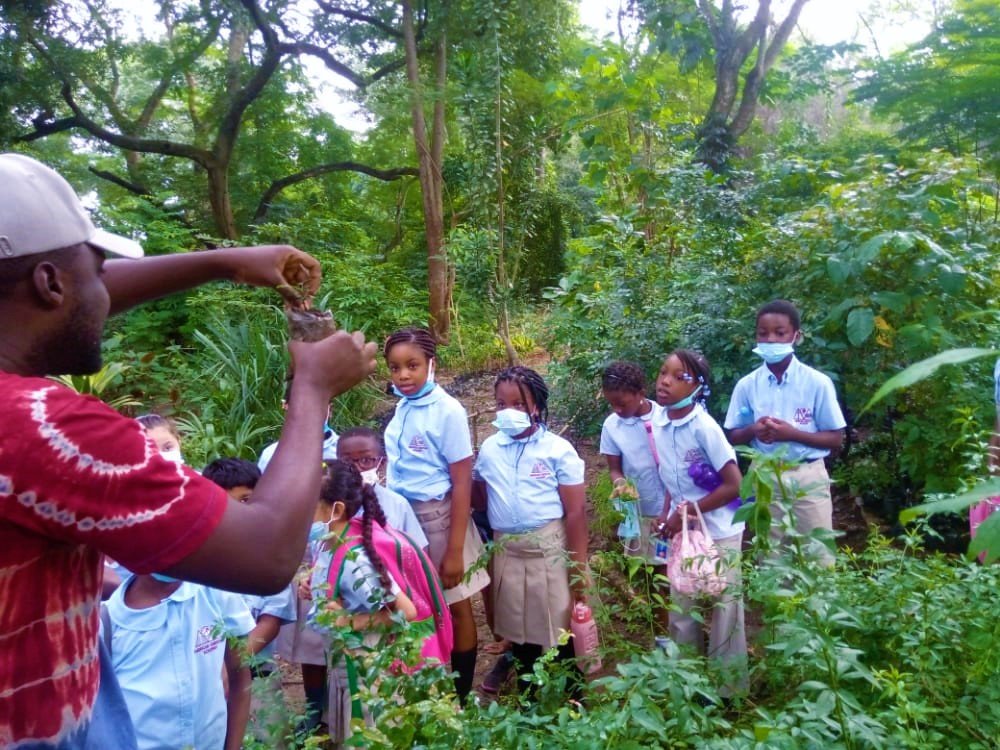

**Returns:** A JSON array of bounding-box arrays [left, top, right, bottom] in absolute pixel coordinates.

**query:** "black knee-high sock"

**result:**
[[302, 686, 325, 730], [451, 647, 478, 703]]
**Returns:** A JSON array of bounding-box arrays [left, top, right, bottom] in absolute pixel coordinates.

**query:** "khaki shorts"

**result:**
[[761, 458, 835, 565]]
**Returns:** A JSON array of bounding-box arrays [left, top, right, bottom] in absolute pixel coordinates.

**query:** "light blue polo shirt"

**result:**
[[309, 546, 401, 626], [257, 428, 339, 472], [105, 582, 255, 750], [373, 484, 429, 548], [993, 358, 1000, 408], [653, 404, 743, 540], [474, 427, 585, 534], [600, 402, 668, 517], [385, 386, 472, 502], [724, 356, 846, 462], [242, 585, 297, 666]]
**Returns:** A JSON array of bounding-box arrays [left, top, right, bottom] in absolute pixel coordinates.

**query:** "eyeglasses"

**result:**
[[346, 456, 382, 470]]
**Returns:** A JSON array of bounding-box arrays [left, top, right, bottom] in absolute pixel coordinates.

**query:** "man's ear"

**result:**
[[794, 329, 804, 346], [30, 261, 66, 308]]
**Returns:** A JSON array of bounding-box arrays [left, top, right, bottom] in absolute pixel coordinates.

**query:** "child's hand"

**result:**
[[439, 548, 464, 589], [297, 577, 312, 601], [664, 508, 685, 536], [760, 416, 795, 443]]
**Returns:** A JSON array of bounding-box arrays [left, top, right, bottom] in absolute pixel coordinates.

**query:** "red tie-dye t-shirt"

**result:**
[[0, 375, 228, 748]]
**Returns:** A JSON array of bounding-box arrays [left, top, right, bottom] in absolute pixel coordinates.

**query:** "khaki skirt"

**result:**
[[492, 519, 572, 649], [273, 594, 327, 666], [412, 497, 490, 605]]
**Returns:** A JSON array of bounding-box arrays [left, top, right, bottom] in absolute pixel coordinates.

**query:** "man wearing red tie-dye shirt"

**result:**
[[0, 154, 378, 749]]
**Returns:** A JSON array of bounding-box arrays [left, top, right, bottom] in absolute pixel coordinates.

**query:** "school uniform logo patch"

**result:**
[[194, 625, 223, 654], [529, 462, 552, 480], [408, 435, 429, 453], [793, 408, 813, 425]]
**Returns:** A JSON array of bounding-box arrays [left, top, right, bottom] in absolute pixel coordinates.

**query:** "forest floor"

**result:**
[[277, 350, 879, 713]]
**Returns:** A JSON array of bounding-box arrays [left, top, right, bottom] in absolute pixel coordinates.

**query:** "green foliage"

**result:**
[[50, 360, 143, 412]]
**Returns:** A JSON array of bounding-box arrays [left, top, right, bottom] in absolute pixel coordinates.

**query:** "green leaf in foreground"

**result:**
[[899, 477, 1000, 524], [859, 347, 996, 415]]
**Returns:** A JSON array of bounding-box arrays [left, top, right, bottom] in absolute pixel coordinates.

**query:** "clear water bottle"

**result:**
[[653, 534, 670, 565]]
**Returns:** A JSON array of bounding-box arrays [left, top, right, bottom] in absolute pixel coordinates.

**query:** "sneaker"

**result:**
[[480, 651, 514, 694]]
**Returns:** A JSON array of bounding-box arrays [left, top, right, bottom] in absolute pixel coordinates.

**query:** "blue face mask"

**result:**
[[391, 360, 436, 400], [492, 408, 533, 436], [309, 521, 329, 543], [752, 342, 795, 364], [150, 572, 180, 584], [664, 385, 702, 411]]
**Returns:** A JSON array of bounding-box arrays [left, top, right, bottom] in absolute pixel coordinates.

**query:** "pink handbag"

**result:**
[[667, 503, 728, 596]]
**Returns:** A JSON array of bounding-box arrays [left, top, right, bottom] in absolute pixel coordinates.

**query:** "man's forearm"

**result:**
[[104, 250, 232, 315]]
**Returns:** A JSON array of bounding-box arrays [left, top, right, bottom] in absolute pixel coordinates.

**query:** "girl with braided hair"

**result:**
[[472, 366, 589, 696], [308, 460, 452, 745], [382, 326, 489, 703]]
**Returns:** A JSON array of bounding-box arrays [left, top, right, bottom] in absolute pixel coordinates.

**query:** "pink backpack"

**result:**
[[328, 518, 453, 667], [969, 496, 1000, 563], [667, 503, 728, 597]]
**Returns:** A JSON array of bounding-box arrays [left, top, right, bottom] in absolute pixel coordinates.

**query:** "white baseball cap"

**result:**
[[0, 153, 144, 260]]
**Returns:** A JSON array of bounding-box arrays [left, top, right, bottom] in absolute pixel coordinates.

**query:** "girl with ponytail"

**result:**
[[308, 460, 453, 744]]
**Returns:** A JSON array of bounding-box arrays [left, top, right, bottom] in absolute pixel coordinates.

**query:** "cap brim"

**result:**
[[89, 228, 144, 259]]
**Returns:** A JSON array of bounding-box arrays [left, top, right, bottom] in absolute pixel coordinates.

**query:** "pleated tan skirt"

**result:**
[[412, 496, 490, 605], [492, 519, 572, 649]]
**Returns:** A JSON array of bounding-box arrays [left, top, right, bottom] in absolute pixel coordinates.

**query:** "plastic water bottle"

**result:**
[[653, 534, 670, 565], [570, 602, 602, 674]]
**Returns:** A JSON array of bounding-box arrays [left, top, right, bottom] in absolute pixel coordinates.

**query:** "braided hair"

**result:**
[[495, 366, 550, 425], [670, 349, 712, 404], [601, 360, 646, 394], [320, 459, 392, 593], [383, 326, 437, 361]]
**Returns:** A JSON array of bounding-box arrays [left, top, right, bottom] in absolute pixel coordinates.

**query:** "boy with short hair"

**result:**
[[724, 299, 846, 564]]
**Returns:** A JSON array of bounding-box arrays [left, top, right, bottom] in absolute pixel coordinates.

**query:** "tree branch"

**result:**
[[88, 167, 151, 196], [253, 161, 418, 222], [16, 116, 79, 142], [282, 41, 367, 87], [61, 84, 213, 166], [314, 1, 403, 38]]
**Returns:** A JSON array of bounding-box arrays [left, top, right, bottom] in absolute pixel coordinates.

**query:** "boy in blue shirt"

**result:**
[[724, 300, 846, 564], [202, 458, 298, 741]]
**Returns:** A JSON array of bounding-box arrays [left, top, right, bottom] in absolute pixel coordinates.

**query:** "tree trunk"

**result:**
[[207, 162, 238, 240], [402, 0, 450, 343]]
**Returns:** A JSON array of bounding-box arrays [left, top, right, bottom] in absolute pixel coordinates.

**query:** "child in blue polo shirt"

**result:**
[[473, 366, 589, 696], [724, 300, 846, 564], [653, 349, 747, 696], [600, 361, 668, 565], [383, 326, 490, 702], [202, 457, 297, 741], [104, 574, 255, 750]]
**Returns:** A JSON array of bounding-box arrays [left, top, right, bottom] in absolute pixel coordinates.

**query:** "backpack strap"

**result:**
[[643, 419, 660, 468]]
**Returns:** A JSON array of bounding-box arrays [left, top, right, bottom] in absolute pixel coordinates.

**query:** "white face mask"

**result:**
[[360, 467, 381, 486], [160, 449, 184, 465], [492, 408, 533, 436]]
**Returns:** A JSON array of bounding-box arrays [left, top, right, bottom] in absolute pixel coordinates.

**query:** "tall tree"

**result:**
[[2, 0, 413, 239], [853, 0, 1000, 176], [635, 0, 811, 170]]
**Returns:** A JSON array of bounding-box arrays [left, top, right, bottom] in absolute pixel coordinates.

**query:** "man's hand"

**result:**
[[290, 330, 378, 399], [223, 245, 322, 306]]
